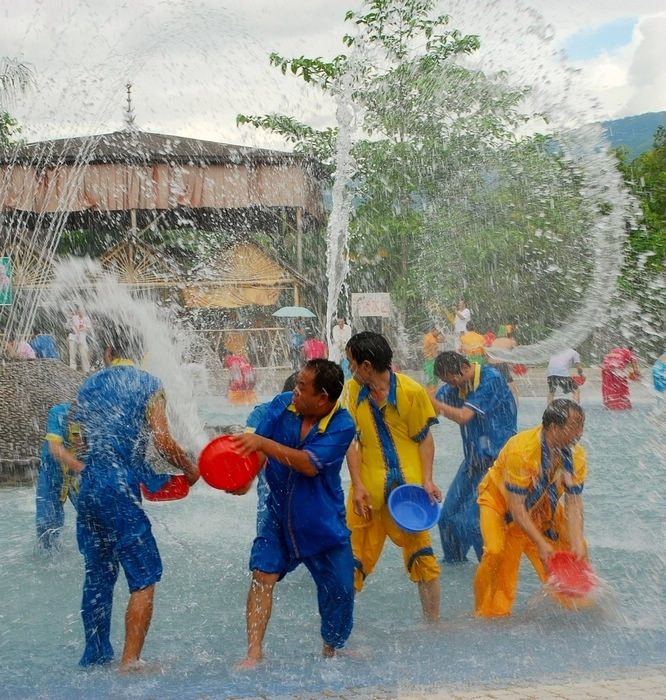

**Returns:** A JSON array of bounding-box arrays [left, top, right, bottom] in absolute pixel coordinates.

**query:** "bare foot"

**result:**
[[232, 655, 263, 671], [322, 643, 335, 658], [117, 659, 162, 675]]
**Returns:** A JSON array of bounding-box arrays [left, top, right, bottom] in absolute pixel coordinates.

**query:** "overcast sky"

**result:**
[[1, 0, 665, 148]]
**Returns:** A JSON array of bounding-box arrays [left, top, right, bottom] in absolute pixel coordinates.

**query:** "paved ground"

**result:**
[[394, 668, 666, 700]]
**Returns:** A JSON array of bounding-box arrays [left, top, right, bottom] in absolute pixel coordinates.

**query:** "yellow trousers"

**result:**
[[474, 503, 573, 617], [347, 501, 441, 592]]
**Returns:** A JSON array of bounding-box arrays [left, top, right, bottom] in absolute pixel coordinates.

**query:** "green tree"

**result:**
[[0, 58, 35, 146], [237, 1, 631, 347], [611, 127, 666, 357]]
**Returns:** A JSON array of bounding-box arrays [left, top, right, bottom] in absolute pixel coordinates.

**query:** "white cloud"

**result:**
[[2, 0, 664, 145]]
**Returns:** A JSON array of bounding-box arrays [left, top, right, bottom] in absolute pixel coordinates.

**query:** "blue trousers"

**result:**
[[438, 458, 490, 563], [76, 482, 162, 666], [250, 509, 355, 649], [35, 461, 78, 549]]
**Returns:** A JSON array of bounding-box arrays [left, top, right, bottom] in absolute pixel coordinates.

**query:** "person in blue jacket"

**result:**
[[431, 351, 517, 563], [245, 372, 299, 530], [30, 333, 60, 359], [35, 402, 84, 549], [232, 359, 356, 668], [74, 318, 199, 672]]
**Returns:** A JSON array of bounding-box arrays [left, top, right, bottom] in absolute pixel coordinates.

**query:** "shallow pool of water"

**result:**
[[1, 397, 663, 699]]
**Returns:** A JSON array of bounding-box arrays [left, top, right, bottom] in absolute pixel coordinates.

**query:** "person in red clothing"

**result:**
[[224, 353, 257, 391], [302, 331, 328, 360], [601, 346, 640, 410]]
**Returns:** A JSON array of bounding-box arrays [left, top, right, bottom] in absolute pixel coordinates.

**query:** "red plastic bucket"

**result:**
[[198, 434, 260, 492]]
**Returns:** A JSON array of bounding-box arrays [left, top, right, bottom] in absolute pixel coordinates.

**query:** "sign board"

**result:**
[[352, 292, 391, 318], [0, 257, 11, 305]]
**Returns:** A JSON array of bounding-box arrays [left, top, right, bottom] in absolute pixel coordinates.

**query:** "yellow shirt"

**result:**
[[478, 426, 586, 525], [342, 372, 438, 510], [459, 330, 487, 358], [423, 332, 440, 360]]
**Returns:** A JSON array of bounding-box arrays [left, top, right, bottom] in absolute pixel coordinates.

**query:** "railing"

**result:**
[[191, 326, 292, 369]]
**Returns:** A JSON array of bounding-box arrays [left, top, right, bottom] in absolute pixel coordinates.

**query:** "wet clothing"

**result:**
[[30, 334, 60, 359], [224, 354, 256, 391], [35, 403, 80, 549], [601, 347, 637, 410], [435, 364, 517, 563], [474, 426, 586, 617], [342, 371, 440, 590], [653, 358, 666, 393], [459, 330, 486, 364], [75, 359, 169, 666], [250, 391, 356, 649], [423, 331, 441, 387]]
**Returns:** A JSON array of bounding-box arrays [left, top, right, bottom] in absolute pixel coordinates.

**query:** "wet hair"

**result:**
[[305, 359, 345, 402], [542, 399, 584, 429], [465, 321, 476, 332], [282, 372, 299, 392], [345, 331, 392, 372], [434, 351, 470, 378], [96, 317, 144, 361]]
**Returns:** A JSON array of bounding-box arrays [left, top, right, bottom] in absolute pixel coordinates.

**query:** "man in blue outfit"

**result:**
[[430, 351, 517, 563], [232, 359, 356, 668], [30, 332, 60, 359], [35, 402, 84, 549], [75, 319, 199, 672]]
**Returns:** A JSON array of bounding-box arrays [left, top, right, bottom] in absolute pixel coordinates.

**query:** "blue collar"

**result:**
[[357, 369, 397, 407]]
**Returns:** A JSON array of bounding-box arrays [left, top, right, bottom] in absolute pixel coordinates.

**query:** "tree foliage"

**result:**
[[238, 1, 654, 352], [0, 58, 35, 146], [610, 127, 666, 356]]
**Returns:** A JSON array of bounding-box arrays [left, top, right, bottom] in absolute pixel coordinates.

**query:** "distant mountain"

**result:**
[[601, 111, 665, 161]]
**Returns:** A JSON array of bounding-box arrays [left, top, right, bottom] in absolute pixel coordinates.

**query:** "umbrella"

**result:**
[[272, 306, 316, 318]]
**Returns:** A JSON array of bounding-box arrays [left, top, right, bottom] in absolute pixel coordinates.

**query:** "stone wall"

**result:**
[[0, 359, 83, 484]]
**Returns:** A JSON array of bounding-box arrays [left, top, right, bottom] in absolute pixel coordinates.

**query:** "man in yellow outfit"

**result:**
[[474, 398, 588, 617], [343, 331, 442, 623]]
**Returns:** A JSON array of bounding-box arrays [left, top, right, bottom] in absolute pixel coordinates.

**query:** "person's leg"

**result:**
[[35, 462, 65, 549], [417, 578, 441, 624], [78, 529, 119, 665], [119, 585, 154, 671], [238, 570, 280, 668], [474, 504, 507, 616], [113, 493, 163, 671], [68, 337, 77, 370], [388, 510, 441, 623], [80, 341, 90, 373], [346, 495, 386, 592], [438, 460, 470, 563], [305, 544, 355, 657]]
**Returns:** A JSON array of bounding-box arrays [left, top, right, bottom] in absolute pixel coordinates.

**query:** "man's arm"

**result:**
[[232, 432, 317, 476], [430, 398, 475, 425], [147, 395, 199, 485], [564, 492, 586, 559], [506, 490, 554, 566], [48, 439, 85, 473], [419, 431, 442, 503]]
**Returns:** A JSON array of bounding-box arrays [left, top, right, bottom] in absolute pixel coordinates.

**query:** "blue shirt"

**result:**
[[30, 334, 60, 359], [40, 402, 71, 470], [255, 391, 356, 559], [435, 365, 517, 467], [76, 360, 168, 493]]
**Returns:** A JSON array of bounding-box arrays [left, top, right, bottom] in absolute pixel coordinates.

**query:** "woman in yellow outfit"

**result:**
[[474, 399, 588, 617]]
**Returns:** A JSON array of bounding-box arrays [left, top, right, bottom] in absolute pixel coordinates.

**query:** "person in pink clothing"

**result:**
[[224, 353, 257, 391], [601, 347, 640, 410], [302, 332, 328, 360]]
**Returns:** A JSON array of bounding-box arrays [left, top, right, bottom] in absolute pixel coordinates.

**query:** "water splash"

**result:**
[[40, 256, 209, 456]]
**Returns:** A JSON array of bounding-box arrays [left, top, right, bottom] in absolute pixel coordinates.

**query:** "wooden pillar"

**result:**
[[296, 206, 303, 273]]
